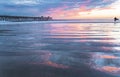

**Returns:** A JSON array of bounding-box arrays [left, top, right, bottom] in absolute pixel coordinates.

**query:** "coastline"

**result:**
[[0, 20, 119, 25]]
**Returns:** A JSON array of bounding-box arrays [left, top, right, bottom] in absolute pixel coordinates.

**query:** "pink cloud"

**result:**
[[47, 5, 93, 19], [47, 3, 114, 19]]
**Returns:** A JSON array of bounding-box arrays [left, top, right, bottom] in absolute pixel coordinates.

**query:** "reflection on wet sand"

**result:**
[[44, 23, 120, 76], [100, 55, 118, 59], [91, 52, 120, 75], [102, 66, 120, 74], [31, 51, 69, 69], [0, 23, 120, 77], [33, 61, 69, 69]]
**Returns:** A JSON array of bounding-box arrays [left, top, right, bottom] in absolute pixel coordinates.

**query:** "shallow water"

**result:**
[[0, 22, 120, 77]]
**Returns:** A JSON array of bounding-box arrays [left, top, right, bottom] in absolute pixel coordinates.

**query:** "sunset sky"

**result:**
[[0, 0, 120, 19]]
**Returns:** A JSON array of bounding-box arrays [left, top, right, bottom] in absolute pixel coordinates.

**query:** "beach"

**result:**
[[0, 22, 120, 77]]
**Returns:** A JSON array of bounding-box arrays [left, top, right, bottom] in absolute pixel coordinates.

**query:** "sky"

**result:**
[[0, 0, 120, 19]]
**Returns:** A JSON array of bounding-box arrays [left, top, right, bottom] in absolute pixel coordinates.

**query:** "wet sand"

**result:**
[[0, 22, 120, 77]]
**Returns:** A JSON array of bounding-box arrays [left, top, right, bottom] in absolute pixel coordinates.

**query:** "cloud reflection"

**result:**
[[101, 66, 120, 74], [90, 52, 120, 75], [31, 51, 69, 69]]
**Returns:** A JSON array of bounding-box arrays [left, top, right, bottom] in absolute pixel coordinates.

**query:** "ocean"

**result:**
[[0, 21, 120, 77]]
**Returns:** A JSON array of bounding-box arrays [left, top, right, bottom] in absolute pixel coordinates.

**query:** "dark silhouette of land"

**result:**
[[0, 15, 52, 22]]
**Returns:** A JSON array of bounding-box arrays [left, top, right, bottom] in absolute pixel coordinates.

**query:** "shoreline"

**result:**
[[0, 20, 119, 24]]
